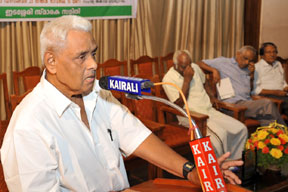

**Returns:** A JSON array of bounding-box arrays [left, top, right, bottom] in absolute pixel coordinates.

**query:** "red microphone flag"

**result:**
[[190, 136, 227, 192]]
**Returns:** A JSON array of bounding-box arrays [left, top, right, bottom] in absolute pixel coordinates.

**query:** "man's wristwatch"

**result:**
[[183, 161, 195, 179]]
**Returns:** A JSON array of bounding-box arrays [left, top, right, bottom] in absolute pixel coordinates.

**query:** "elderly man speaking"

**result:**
[[1, 15, 243, 191]]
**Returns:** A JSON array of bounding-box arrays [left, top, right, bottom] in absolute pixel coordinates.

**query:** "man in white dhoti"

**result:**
[[162, 50, 248, 160]]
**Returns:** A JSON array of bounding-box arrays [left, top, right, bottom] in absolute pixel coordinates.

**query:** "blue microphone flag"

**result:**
[[99, 76, 152, 95]]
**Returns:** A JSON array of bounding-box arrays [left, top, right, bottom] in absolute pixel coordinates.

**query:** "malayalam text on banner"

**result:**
[[0, 0, 137, 21]]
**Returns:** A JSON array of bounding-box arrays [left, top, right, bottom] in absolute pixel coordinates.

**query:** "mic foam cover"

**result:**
[[99, 76, 109, 90]]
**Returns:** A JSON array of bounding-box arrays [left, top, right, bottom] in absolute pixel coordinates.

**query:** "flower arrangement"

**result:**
[[245, 121, 288, 169]]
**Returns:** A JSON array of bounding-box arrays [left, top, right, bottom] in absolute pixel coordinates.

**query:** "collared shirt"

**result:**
[[252, 59, 287, 95], [162, 63, 213, 115], [203, 57, 251, 103], [1, 71, 151, 192]]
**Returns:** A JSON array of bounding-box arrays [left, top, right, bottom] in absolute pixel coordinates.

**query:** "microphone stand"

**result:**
[[125, 93, 202, 139]]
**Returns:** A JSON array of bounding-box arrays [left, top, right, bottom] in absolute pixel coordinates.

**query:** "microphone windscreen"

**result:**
[[99, 76, 109, 90], [141, 81, 154, 89]]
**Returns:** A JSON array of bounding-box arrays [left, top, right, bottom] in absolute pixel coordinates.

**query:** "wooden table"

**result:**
[[131, 178, 252, 192]]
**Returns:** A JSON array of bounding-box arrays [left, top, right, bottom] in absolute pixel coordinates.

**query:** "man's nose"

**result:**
[[87, 56, 97, 70]]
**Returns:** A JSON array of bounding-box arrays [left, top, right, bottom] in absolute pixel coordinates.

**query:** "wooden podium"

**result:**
[[131, 178, 252, 192]]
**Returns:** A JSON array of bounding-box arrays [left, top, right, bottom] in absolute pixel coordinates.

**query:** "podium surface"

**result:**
[[130, 178, 252, 192]]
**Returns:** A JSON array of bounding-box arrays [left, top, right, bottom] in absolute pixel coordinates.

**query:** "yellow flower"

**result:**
[[257, 141, 266, 149], [252, 137, 258, 142], [251, 132, 257, 137], [245, 141, 250, 150], [279, 134, 288, 142], [270, 138, 281, 146], [270, 148, 283, 159], [270, 128, 278, 134], [257, 130, 269, 140]]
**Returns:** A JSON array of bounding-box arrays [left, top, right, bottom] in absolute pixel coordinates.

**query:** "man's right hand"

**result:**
[[212, 69, 221, 84], [183, 65, 194, 83]]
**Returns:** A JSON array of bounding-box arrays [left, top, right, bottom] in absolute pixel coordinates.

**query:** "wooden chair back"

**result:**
[[13, 66, 41, 95], [97, 59, 128, 106], [0, 163, 8, 192], [0, 73, 11, 123], [96, 59, 128, 79], [130, 55, 159, 76], [277, 56, 288, 85], [0, 73, 11, 148], [130, 74, 159, 121], [10, 90, 32, 112], [159, 52, 174, 78]]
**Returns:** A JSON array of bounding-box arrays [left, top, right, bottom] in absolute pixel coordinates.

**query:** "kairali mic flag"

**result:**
[[0, 0, 137, 22]]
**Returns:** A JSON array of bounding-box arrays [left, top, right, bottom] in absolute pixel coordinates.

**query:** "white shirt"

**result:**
[[1, 72, 151, 192], [253, 59, 288, 95], [162, 63, 214, 116]]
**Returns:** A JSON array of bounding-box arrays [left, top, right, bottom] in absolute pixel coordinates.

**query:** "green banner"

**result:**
[[0, 6, 131, 19], [0, 1, 137, 21]]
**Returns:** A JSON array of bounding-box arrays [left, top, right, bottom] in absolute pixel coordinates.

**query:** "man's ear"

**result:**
[[44, 52, 56, 74]]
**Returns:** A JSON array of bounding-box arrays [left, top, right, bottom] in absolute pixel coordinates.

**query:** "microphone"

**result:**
[[99, 76, 154, 95]]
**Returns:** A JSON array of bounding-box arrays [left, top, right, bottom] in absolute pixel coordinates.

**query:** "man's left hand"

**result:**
[[218, 152, 243, 185], [248, 63, 255, 75]]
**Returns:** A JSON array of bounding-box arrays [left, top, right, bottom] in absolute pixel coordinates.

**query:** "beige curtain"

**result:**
[[0, 0, 244, 120], [159, 0, 244, 62]]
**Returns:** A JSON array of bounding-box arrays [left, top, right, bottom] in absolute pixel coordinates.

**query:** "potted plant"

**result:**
[[245, 122, 288, 171]]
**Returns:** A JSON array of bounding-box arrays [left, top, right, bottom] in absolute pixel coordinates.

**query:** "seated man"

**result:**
[[0, 16, 242, 191], [162, 50, 248, 160], [252, 42, 288, 116], [198, 45, 286, 126]]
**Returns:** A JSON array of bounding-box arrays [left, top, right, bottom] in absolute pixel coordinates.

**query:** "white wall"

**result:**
[[260, 0, 288, 58]]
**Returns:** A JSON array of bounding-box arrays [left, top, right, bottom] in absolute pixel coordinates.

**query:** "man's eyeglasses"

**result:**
[[264, 51, 277, 54]]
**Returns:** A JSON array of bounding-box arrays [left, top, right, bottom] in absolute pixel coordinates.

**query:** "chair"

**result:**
[[155, 80, 208, 137], [203, 69, 260, 134], [0, 73, 11, 147], [130, 55, 159, 77], [159, 52, 174, 79], [96, 59, 128, 79], [13, 66, 41, 95], [277, 56, 288, 83], [10, 90, 32, 112], [0, 163, 8, 192], [96, 59, 129, 106]]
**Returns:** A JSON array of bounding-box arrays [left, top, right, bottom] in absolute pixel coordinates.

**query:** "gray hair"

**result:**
[[173, 50, 192, 67], [237, 45, 257, 56], [40, 15, 92, 64]]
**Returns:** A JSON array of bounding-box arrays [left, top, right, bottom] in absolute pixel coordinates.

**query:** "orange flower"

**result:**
[[284, 147, 288, 154], [254, 141, 259, 147], [262, 147, 269, 154], [257, 141, 266, 149], [264, 139, 270, 144], [276, 130, 284, 136], [279, 138, 286, 145], [270, 138, 281, 146], [257, 130, 269, 140], [271, 128, 279, 134], [270, 148, 283, 159], [279, 133, 288, 142], [245, 141, 251, 150], [278, 145, 284, 151]]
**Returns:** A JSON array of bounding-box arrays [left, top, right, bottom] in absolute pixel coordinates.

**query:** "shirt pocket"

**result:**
[[103, 128, 121, 170]]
